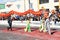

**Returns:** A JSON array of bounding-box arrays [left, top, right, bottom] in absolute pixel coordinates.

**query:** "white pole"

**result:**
[[24, 0, 26, 11]]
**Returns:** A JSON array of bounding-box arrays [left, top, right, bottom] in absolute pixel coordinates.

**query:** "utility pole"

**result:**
[[29, 0, 30, 9], [29, 0, 30, 17], [59, 0, 60, 12], [24, 0, 26, 11], [38, 0, 40, 10]]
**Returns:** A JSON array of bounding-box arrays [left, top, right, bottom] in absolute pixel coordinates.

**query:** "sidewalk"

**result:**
[[0, 20, 60, 40]]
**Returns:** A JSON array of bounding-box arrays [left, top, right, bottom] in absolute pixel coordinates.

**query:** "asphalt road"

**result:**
[[0, 31, 44, 40]]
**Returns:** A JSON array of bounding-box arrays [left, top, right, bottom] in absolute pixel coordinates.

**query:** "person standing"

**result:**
[[45, 17, 51, 35], [39, 18, 46, 32], [7, 16, 12, 31], [24, 17, 31, 32]]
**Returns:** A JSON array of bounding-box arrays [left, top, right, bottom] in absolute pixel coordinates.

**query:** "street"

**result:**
[[0, 20, 60, 40]]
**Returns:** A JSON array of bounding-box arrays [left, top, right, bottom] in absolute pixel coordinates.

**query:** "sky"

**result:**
[[0, 0, 17, 4]]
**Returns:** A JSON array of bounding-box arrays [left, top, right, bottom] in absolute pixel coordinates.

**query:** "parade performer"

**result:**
[[7, 16, 12, 31], [45, 17, 51, 35], [39, 18, 47, 32], [24, 18, 31, 32]]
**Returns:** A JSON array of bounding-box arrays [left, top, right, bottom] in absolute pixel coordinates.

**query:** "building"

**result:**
[[0, 0, 39, 12], [0, 0, 60, 12], [39, 0, 59, 11]]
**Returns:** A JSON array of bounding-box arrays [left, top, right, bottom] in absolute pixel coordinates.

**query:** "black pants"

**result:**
[[8, 22, 12, 30], [55, 19, 60, 24], [55, 19, 57, 24]]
